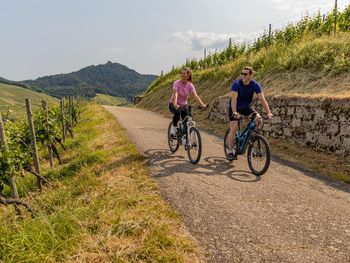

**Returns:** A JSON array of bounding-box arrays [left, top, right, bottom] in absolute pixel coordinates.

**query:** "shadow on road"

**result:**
[[144, 148, 261, 183]]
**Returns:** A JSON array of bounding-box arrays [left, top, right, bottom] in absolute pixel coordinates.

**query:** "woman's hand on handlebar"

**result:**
[[199, 103, 209, 110]]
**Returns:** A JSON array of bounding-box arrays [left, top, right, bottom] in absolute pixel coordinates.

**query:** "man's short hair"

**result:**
[[243, 66, 253, 75]]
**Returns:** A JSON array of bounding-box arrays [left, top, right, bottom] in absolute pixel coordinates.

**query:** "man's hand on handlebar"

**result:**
[[267, 112, 273, 120], [233, 112, 240, 119]]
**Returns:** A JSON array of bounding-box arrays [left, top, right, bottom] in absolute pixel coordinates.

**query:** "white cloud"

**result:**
[[166, 30, 260, 51], [268, 0, 335, 15]]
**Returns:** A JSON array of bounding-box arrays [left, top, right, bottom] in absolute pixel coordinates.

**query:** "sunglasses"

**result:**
[[240, 72, 248, 76]]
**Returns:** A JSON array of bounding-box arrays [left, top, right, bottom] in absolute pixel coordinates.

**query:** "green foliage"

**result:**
[[0, 98, 82, 198]]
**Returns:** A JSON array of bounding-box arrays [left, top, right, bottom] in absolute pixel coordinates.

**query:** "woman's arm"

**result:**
[[172, 90, 179, 109], [191, 90, 205, 107]]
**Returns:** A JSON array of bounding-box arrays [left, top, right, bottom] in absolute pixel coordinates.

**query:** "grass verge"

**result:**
[[0, 104, 204, 263]]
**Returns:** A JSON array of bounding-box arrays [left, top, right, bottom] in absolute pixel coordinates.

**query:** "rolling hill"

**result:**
[[22, 61, 157, 100], [0, 82, 56, 113]]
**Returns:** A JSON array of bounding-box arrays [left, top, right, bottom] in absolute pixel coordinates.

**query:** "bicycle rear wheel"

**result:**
[[187, 127, 202, 164], [167, 122, 179, 152], [247, 134, 271, 176]]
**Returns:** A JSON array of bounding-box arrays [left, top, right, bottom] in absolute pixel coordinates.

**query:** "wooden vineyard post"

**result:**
[[61, 97, 66, 141], [68, 96, 74, 138], [25, 98, 42, 190], [0, 115, 19, 199], [41, 100, 54, 167]]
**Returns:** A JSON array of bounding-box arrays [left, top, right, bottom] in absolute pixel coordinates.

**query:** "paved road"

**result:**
[[105, 106, 350, 263]]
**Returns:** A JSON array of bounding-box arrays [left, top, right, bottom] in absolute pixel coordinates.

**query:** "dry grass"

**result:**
[[0, 104, 205, 263]]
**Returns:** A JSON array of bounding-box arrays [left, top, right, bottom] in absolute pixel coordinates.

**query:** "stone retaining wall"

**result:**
[[209, 94, 350, 156]]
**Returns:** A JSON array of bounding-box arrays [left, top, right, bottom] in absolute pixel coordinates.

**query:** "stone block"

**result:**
[[328, 124, 339, 135], [315, 109, 325, 121], [340, 125, 350, 136], [306, 132, 315, 144], [317, 135, 331, 149], [287, 107, 294, 116], [343, 138, 350, 152], [271, 116, 282, 124], [296, 108, 304, 119], [291, 118, 301, 128], [283, 128, 292, 137]]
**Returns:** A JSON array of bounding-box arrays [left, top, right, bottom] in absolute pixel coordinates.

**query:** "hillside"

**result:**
[[138, 33, 350, 115], [91, 93, 130, 106], [22, 61, 157, 100], [0, 82, 56, 113]]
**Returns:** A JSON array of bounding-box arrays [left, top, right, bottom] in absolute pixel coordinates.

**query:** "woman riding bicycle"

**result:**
[[169, 67, 206, 136]]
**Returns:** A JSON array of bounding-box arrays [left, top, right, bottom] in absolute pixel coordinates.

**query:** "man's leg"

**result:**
[[227, 120, 238, 160]]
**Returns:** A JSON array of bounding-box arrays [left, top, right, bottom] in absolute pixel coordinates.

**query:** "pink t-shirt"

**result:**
[[169, 80, 195, 106]]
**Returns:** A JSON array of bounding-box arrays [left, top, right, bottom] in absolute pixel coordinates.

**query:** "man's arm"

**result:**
[[230, 91, 239, 118], [257, 92, 273, 118]]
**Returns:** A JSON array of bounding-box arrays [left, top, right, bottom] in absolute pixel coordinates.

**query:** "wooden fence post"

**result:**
[[61, 97, 66, 141], [25, 98, 42, 190], [41, 100, 54, 168], [0, 115, 19, 199], [68, 96, 74, 138]]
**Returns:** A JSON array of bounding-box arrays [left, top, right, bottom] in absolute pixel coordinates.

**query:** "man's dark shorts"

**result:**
[[228, 106, 256, 121]]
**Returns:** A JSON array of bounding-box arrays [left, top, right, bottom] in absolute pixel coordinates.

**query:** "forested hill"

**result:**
[[21, 62, 157, 100]]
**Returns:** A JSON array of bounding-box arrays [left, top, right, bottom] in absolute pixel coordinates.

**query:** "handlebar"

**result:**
[[177, 104, 209, 111]]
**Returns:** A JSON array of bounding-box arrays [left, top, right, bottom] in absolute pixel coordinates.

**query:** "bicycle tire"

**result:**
[[247, 134, 271, 176], [167, 122, 179, 152], [223, 128, 230, 159], [187, 127, 202, 164]]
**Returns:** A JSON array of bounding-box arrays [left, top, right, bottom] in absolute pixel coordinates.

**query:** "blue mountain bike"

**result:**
[[224, 113, 271, 176]]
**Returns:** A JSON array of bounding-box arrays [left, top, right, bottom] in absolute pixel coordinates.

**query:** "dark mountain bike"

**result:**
[[224, 113, 271, 176], [167, 105, 207, 164]]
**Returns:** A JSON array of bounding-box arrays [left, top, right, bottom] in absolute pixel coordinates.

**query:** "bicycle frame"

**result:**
[[177, 106, 196, 146], [235, 117, 258, 155]]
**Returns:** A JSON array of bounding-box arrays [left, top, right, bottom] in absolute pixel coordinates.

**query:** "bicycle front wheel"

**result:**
[[223, 128, 230, 159], [247, 134, 271, 176], [167, 122, 179, 152], [187, 127, 202, 164]]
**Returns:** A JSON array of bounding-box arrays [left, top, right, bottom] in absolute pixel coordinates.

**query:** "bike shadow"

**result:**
[[143, 148, 261, 183]]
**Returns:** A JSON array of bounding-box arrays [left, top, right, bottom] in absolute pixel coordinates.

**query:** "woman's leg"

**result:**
[[169, 103, 180, 126]]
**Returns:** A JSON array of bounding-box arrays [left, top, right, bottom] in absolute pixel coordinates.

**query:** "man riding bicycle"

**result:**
[[227, 66, 273, 161]]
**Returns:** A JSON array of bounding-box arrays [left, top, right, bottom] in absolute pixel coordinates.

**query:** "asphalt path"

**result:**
[[105, 106, 350, 263]]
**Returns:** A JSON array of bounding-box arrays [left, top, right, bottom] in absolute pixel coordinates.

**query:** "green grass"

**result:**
[[142, 33, 350, 103], [91, 93, 131, 107], [0, 83, 57, 113], [0, 104, 204, 263]]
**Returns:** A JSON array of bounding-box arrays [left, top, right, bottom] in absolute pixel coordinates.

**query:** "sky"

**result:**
[[0, 0, 349, 81]]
